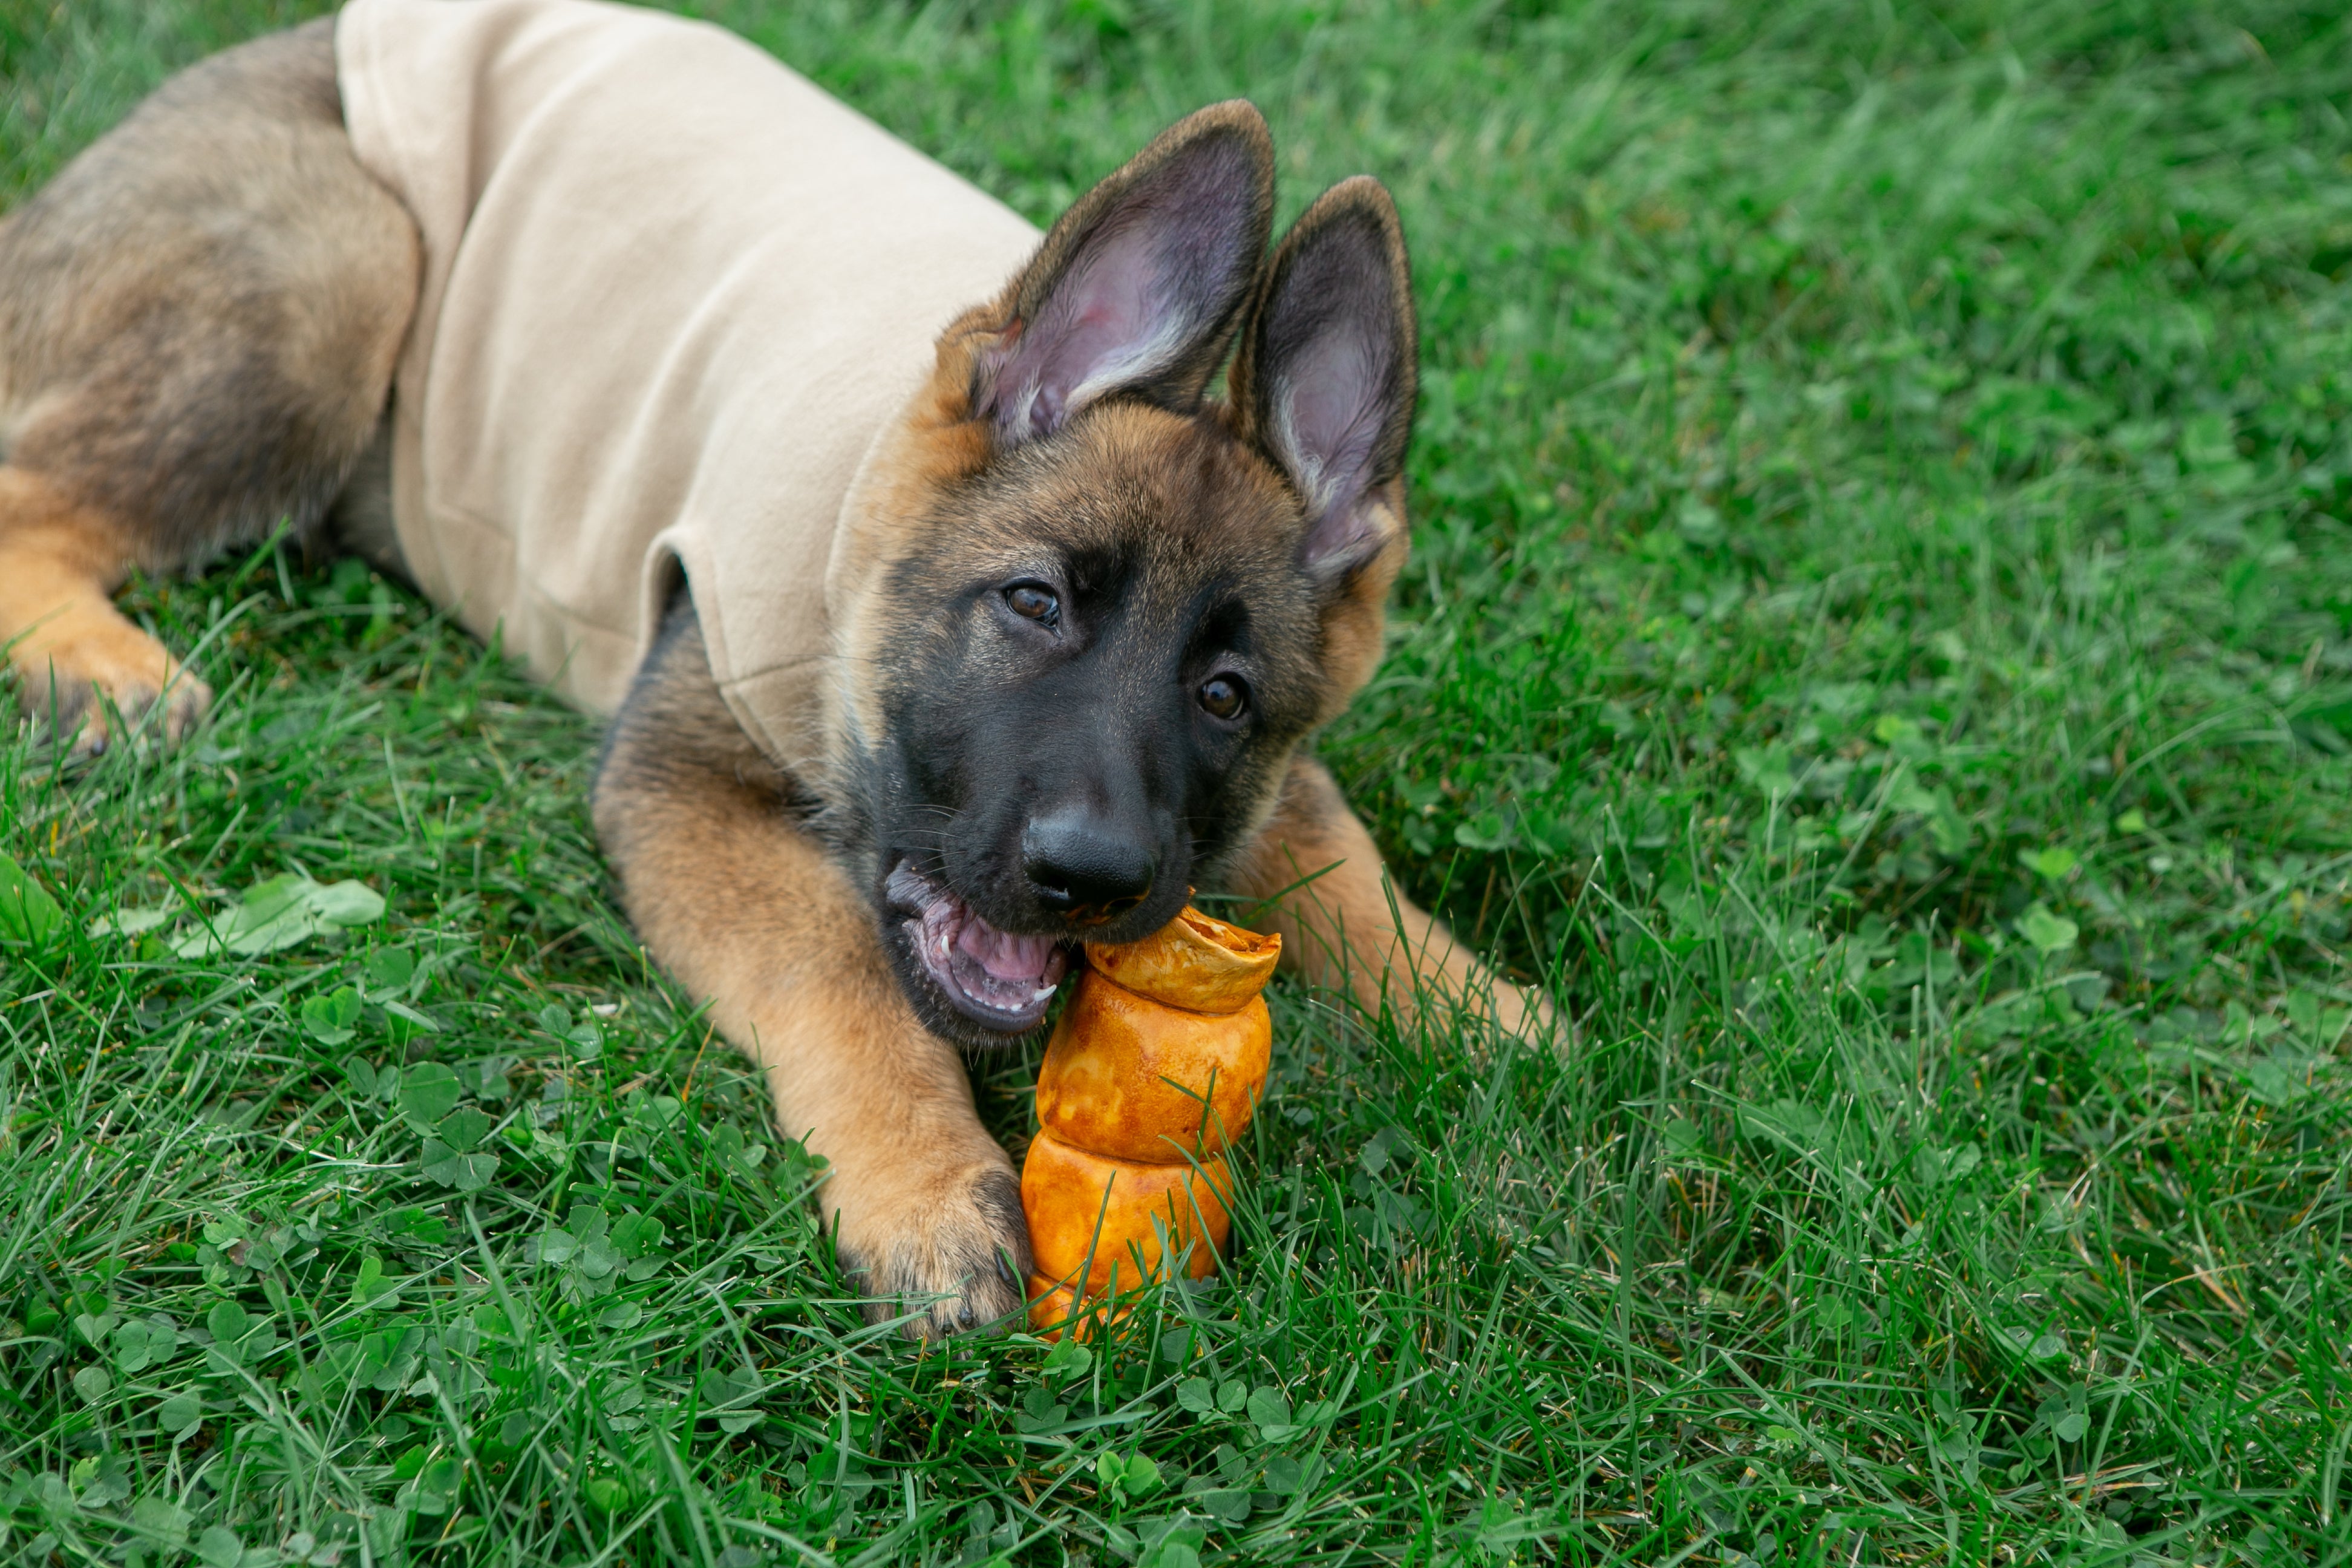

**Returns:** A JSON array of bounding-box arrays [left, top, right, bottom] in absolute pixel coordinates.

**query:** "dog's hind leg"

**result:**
[[0, 17, 417, 751], [0, 468, 211, 749]]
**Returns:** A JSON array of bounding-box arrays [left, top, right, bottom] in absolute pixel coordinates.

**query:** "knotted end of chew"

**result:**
[[1082, 905, 1279, 1015]]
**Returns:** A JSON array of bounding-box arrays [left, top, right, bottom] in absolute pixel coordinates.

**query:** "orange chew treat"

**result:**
[[1035, 977, 1271, 1163], [1085, 907, 1281, 1014], [1025, 1271, 1082, 1338], [1021, 905, 1279, 1336], [1022, 1133, 1234, 1290]]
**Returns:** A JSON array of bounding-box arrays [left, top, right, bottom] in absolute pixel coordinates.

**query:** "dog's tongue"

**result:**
[[956, 918, 1058, 984]]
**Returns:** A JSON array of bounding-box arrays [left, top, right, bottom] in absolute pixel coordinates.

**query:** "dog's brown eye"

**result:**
[[1198, 675, 1247, 720], [1005, 583, 1059, 626]]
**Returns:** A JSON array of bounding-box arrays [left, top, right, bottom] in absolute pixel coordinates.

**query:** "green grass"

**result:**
[[4, 0, 2351, 1562]]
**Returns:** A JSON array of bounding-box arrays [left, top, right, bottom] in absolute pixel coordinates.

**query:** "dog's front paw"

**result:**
[[13, 621, 211, 756], [827, 1149, 1032, 1339], [1489, 976, 1562, 1048]]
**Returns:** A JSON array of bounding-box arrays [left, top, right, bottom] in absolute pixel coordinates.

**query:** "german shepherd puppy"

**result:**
[[0, 16, 1549, 1334]]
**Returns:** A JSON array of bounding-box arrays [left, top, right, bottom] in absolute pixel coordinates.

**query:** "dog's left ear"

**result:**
[[1230, 177, 1418, 582], [975, 102, 1275, 448]]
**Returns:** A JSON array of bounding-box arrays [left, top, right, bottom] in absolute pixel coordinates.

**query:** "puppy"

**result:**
[[0, 0, 1549, 1334]]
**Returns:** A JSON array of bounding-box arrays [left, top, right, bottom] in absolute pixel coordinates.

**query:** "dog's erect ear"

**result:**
[[975, 102, 1274, 448], [1230, 177, 1417, 581]]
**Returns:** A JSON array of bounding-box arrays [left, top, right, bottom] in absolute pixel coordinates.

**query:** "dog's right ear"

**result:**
[[973, 102, 1273, 449], [1228, 176, 1417, 585]]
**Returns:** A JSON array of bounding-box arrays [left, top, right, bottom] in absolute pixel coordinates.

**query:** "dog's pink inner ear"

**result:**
[[984, 128, 1266, 447], [1002, 226, 1187, 440], [1246, 194, 1416, 581], [1275, 325, 1394, 572]]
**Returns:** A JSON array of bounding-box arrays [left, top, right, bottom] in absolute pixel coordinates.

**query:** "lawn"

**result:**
[[4, 0, 2351, 1563]]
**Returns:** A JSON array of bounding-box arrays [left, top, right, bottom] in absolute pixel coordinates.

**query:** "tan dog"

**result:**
[[0, 1, 1549, 1335]]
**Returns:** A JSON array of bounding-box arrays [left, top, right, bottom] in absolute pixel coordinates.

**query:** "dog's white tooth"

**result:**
[[1032, 984, 1057, 1002]]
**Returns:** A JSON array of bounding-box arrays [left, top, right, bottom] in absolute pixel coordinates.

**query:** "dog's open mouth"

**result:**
[[884, 860, 1070, 1032]]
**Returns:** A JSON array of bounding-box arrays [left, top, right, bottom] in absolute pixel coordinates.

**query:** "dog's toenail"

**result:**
[[958, 1304, 975, 1327]]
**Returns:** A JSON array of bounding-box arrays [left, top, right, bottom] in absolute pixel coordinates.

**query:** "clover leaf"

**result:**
[[397, 1063, 462, 1131], [301, 984, 364, 1046], [157, 1392, 204, 1440], [2016, 902, 2079, 955]]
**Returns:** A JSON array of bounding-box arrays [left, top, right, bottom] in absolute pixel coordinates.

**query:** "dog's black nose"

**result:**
[[1023, 809, 1155, 921]]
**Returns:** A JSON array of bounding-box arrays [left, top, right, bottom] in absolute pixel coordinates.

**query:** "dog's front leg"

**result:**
[[1230, 755, 1557, 1044], [594, 609, 1027, 1338]]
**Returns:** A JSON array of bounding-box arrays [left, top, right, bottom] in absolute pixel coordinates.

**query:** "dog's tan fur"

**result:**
[[0, 20, 416, 750], [2, 16, 1549, 1337]]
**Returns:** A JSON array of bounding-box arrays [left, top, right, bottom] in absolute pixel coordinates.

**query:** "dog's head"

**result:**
[[829, 102, 1416, 1045]]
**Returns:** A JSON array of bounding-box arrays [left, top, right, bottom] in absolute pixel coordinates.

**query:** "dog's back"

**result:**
[[335, 0, 1039, 747]]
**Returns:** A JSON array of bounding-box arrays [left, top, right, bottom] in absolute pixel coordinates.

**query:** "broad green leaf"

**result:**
[[156, 1393, 203, 1438], [171, 872, 385, 958], [578, 1235, 621, 1280], [1099, 1449, 1162, 1506], [206, 1301, 249, 1346], [0, 852, 65, 944], [2015, 903, 2077, 954], [437, 1106, 494, 1151], [365, 946, 416, 992], [398, 1062, 462, 1129], [71, 1454, 131, 1508], [1246, 1385, 1293, 1439], [113, 1317, 178, 1373], [350, 1254, 400, 1308], [309, 879, 388, 924], [1872, 713, 1932, 757], [131, 1496, 192, 1545], [2244, 1057, 2313, 1106], [1734, 744, 1797, 798], [196, 1524, 244, 1568], [420, 1140, 498, 1191], [301, 985, 364, 1045], [610, 1211, 667, 1259], [2021, 845, 2079, 880], [1914, 1144, 1982, 1185], [90, 905, 173, 938], [583, 1475, 632, 1514]]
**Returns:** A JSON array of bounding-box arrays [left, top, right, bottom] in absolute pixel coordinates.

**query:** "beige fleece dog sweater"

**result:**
[[335, 0, 1040, 760]]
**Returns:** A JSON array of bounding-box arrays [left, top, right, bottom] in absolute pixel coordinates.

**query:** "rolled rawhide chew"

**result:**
[[1022, 906, 1279, 1337], [1024, 1137, 1234, 1291]]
